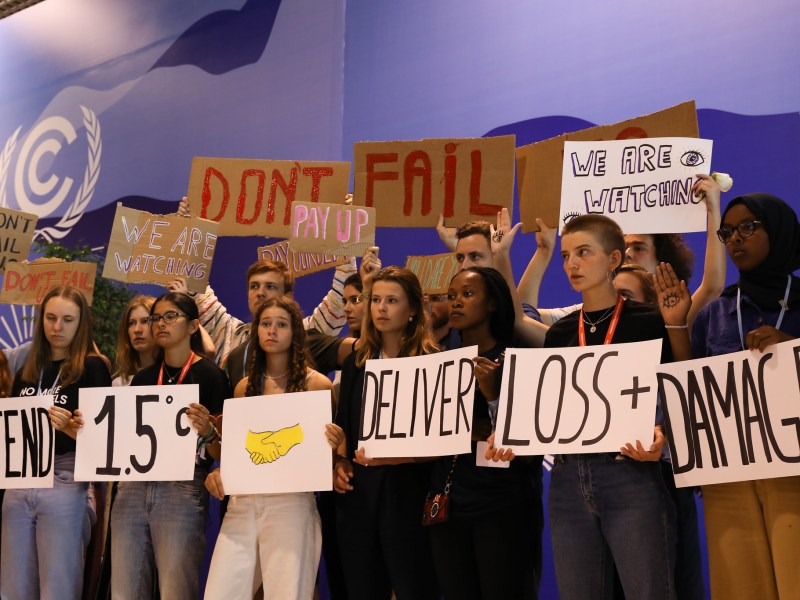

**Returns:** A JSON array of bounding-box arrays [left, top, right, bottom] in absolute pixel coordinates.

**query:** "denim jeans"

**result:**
[[549, 453, 676, 600], [110, 466, 209, 600], [1, 453, 93, 600]]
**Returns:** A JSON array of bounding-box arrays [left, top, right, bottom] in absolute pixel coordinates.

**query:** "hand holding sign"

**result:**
[[620, 426, 665, 461]]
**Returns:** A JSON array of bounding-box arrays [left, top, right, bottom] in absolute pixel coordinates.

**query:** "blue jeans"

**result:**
[[110, 466, 208, 600], [1, 453, 93, 600], [549, 453, 676, 600]]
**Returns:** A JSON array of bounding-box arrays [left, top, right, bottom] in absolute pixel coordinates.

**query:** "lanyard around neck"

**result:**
[[578, 295, 624, 347], [38, 365, 62, 397], [158, 351, 195, 385], [737, 275, 791, 350]]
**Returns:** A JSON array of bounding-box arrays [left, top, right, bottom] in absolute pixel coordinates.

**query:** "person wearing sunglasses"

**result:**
[[691, 193, 800, 599], [110, 292, 232, 600]]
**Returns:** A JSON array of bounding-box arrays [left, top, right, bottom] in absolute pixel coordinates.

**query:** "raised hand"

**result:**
[[654, 262, 691, 326]]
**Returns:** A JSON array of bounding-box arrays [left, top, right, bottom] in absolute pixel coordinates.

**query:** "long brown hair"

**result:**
[[245, 297, 311, 396], [0, 349, 12, 397], [356, 266, 439, 367], [22, 286, 94, 387], [114, 295, 156, 380]]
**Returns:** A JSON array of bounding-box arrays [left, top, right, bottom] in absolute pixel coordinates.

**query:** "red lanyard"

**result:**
[[157, 351, 195, 385], [578, 296, 624, 346]]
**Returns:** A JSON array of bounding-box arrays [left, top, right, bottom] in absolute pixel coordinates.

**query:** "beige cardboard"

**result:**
[[103, 204, 218, 293], [516, 101, 699, 232], [288, 201, 376, 258], [0, 258, 96, 305], [258, 241, 349, 278], [187, 157, 351, 237], [405, 253, 459, 294], [353, 135, 515, 228], [0, 207, 37, 273]]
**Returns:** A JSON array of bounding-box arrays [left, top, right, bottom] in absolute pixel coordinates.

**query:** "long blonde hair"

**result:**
[[356, 267, 439, 367]]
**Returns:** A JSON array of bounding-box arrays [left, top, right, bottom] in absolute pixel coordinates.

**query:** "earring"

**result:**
[[607, 269, 614, 283], [409, 316, 413, 322]]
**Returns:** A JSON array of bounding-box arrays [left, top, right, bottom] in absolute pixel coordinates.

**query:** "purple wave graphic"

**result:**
[[149, 0, 282, 75]]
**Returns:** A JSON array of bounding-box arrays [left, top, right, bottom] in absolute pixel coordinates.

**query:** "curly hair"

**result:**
[[245, 297, 311, 396], [114, 295, 156, 380], [452, 267, 516, 347], [652, 234, 694, 283], [356, 266, 439, 367]]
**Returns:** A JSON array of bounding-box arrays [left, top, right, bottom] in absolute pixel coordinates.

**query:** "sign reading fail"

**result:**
[[0, 396, 54, 489], [516, 101, 699, 232], [353, 136, 515, 228], [494, 340, 662, 455], [560, 137, 712, 234], [658, 340, 800, 488], [75, 385, 199, 482], [405, 253, 459, 294], [0, 207, 37, 273], [258, 241, 348, 278], [0, 258, 96, 305], [359, 346, 477, 458], [103, 204, 218, 293], [288, 201, 375, 257], [187, 157, 351, 237]]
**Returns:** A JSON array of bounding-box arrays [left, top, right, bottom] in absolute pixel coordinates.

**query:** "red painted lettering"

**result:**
[[236, 169, 266, 225], [469, 150, 500, 216], [201, 168, 230, 221], [403, 151, 432, 217], [269, 168, 298, 226], [365, 154, 399, 208]]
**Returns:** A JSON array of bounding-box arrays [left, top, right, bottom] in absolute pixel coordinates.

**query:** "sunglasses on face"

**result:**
[[716, 219, 763, 243]]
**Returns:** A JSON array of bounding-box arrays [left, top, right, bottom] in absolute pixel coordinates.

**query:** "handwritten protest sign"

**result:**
[[103, 204, 218, 293], [288, 201, 376, 257], [359, 346, 477, 458], [353, 136, 515, 228], [220, 391, 333, 495], [658, 340, 800, 488], [75, 385, 198, 482], [405, 253, 459, 294], [560, 138, 712, 234], [516, 101, 699, 232], [0, 258, 96, 305], [187, 157, 351, 237], [494, 340, 662, 455], [258, 241, 348, 277], [0, 396, 54, 489], [0, 207, 37, 273]]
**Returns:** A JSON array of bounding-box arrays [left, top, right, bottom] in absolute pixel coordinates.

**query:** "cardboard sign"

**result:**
[[658, 340, 800, 488], [405, 253, 460, 294], [220, 391, 333, 495], [0, 396, 54, 489], [187, 157, 351, 237], [103, 204, 218, 293], [258, 240, 348, 277], [0, 258, 96, 305], [560, 138, 712, 234], [494, 340, 662, 455], [0, 207, 37, 273], [359, 346, 477, 458], [288, 201, 376, 257], [75, 385, 198, 482], [516, 101, 699, 232], [353, 136, 515, 228]]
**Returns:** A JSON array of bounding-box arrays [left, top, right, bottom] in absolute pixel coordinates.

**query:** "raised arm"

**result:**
[[517, 218, 556, 308], [303, 259, 357, 335]]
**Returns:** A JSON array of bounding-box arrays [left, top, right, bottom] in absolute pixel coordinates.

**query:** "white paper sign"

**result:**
[[75, 385, 198, 482], [220, 390, 333, 495], [559, 137, 713, 234], [658, 340, 800, 488], [494, 340, 662, 455], [359, 346, 477, 458], [0, 396, 54, 489]]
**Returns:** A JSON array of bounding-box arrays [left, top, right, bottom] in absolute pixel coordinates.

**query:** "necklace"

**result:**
[[263, 371, 288, 391], [163, 364, 183, 383], [582, 305, 615, 334]]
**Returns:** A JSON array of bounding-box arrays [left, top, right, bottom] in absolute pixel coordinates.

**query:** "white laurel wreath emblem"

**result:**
[[33, 106, 102, 242]]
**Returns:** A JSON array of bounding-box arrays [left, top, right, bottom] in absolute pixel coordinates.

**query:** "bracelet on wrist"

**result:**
[[664, 324, 688, 329]]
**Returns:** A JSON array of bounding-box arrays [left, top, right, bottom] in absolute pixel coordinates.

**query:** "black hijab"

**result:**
[[721, 193, 800, 311]]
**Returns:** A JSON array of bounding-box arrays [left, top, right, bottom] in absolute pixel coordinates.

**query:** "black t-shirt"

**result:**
[[12, 355, 111, 455]]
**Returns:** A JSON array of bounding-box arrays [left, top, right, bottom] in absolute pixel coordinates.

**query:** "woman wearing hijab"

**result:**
[[691, 193, 800, 599]]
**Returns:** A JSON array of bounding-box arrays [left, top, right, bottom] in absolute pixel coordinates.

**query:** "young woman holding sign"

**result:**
[[430, 266, 542, 599], [691, 193, 800, 599], [110, 292, 231, 600], [490, 215, 692, 600], [203, 296, 343, 600], [334, 266, 440, 600], [1, 286, 111, 600]]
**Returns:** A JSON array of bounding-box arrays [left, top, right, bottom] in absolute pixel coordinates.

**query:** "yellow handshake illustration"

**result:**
[[245, 424, 304, 464]]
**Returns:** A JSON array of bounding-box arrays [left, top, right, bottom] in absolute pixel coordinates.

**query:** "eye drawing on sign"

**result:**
[[679, 149, 705, 167], [245, 424, 304, 464], [562, 211, 581, 225]]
